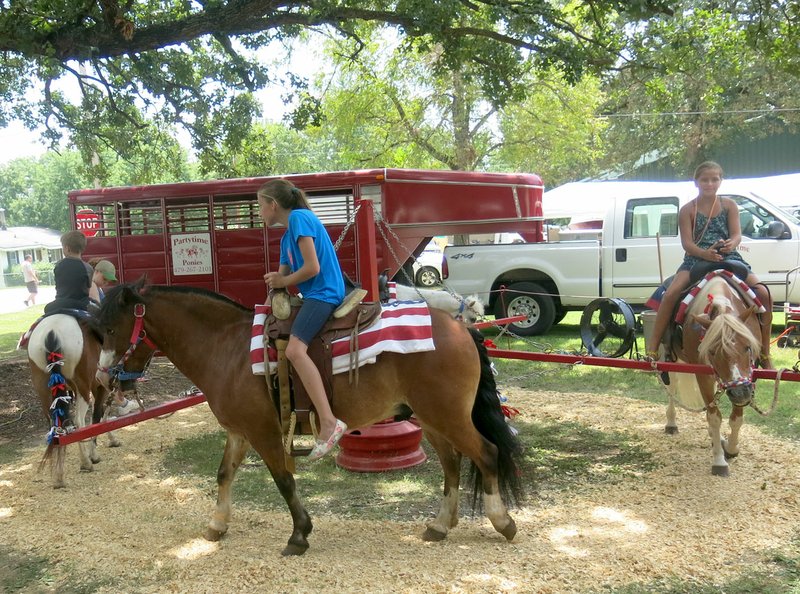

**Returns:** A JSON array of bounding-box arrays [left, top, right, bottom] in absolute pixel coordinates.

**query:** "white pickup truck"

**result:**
[[443, 180, 800, 335]]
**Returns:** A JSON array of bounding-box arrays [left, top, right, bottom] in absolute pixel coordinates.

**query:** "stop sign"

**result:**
[[75, 209, 100, 237]]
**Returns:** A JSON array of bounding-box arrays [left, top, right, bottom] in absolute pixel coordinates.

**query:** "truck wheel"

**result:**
[[415, 266, 441, 287], [494, 281, 556, 336]]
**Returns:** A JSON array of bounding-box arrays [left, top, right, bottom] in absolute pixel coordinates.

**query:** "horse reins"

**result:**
[[98, 303, 158, 382]]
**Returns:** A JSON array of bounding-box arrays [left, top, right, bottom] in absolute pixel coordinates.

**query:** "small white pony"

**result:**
[[393, 284, 485, 323]]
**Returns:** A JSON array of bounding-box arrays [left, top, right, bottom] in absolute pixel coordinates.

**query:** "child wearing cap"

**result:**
[[87, 258, 136, 417], [89, 259, 117, 301]]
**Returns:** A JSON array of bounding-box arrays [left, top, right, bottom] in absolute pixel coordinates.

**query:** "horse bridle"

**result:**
[[98, 303, 158, 383]]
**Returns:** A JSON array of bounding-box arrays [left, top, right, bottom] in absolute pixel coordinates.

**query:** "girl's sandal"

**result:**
[[307, 419, 348, 461]]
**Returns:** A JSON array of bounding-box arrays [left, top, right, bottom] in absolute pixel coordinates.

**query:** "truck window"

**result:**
[[624, 197, 679, 239], [725, 194, 782, 239]]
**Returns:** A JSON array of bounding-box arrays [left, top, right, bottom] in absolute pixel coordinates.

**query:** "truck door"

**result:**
[[608, 196, 682, 304], [728, 194, 800, 303]]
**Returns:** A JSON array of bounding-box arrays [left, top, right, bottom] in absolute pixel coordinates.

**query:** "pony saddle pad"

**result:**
[[17, 309, 94, 350], [646, 268, 765, 324], [250, 300, 435, 376]]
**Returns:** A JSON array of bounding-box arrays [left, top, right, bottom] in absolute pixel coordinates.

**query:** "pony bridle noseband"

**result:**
[[98, 303, 158, 383]]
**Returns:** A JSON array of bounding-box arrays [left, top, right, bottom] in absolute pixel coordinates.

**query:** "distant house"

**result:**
[[0, 209, 63, 288]]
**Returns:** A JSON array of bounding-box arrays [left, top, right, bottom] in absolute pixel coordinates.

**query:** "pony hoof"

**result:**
[[712, 465, 730, 477], [721, 439, 738, 460], [499, 518, 517, 541], [664, 426, 678, 435], [281, 542, 309, 556], [90, 456, 101, 464], [80, 466, 94, 473], [422, 527, 448, 542], [108, 440, 122, 448], [204, 527, 227, 542], [53, 482, 66, 489]]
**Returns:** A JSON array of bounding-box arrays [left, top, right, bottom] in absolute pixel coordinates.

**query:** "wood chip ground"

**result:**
[[2, 389, 799, 593]]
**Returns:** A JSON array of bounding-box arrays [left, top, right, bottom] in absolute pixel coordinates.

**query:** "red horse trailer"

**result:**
[[69, 169, 544, 305]]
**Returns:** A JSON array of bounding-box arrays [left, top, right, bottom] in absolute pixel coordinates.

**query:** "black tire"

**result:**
[[493, 281, 556, 336], [552, 309, 567, 326], [415, 266, 441, 287]]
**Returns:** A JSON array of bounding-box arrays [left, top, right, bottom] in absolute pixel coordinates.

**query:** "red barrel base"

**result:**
[[335, 420, 426, 472]]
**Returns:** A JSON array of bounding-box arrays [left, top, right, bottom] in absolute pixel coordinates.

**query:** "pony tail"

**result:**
[[39, 331, 73, 467], [465, 327, 525, 510], [258, 179, 313, 211], [291, 186, 312, 210]]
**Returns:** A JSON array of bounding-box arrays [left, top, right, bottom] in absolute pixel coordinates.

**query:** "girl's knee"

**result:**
[[284, 341, 308, 362]]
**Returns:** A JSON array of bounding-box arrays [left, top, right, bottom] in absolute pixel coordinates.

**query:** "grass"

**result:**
[[0, 546, 114, 594], [161, 414, 658, 521], [0, 303, 45, 361]]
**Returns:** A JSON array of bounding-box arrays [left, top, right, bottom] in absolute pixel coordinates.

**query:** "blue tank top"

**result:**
[[680, 206, 749, 271], [279, 209, 345, 306]]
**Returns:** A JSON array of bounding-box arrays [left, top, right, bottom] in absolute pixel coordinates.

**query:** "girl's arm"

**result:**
[[266, 236, 320, 289]]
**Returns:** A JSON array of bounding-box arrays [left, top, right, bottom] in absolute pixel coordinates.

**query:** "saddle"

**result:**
[[665, 260, 758, 358], [263, 289, 382, 460]]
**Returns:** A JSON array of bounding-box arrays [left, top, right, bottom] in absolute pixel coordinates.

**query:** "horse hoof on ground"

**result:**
[[711, 465, 730, 477], [664, 426, 679, 435], [281, 542, 309, 556], [79, 465, 94, 472], [108, 438, 122, 448], [53, 482, 66, 489], [721, 439, 739, 460], [90, 454, 101, 464], [204, 526, 227, 542], [499, 518, 517, 541], [422, 526, 448, 542]]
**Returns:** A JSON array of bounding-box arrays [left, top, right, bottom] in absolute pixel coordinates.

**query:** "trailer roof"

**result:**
[[69, 168, 543, 203]]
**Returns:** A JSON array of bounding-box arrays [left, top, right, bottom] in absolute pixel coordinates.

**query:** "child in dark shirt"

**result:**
[[44, 231, 95, 314]]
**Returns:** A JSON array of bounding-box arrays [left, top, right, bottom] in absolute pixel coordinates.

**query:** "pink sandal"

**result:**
[[307, 419, 347, 461]]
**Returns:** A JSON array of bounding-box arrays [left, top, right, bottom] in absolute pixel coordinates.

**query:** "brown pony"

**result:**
[[95, 280, 524, 556], [664, 275, 762, 476], [26, 313, 153, 488]]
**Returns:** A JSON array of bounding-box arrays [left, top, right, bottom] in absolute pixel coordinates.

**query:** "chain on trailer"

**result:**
[[373, 210, 475, 308]]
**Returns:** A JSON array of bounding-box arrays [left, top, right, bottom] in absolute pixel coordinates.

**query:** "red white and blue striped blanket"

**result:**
[[250, 300, 435, 376], [673, 269, 765, 324]]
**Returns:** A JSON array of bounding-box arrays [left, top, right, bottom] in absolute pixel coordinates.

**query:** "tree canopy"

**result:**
[[0, 0, 674, 171]]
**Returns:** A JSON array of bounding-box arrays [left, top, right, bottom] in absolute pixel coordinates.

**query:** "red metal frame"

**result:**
[[487, 348, 800, 382], [53, 394, 206, 446], [49, 348, 798, 447]]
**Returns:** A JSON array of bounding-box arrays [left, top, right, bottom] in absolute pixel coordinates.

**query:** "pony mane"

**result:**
[[98, 282, 252, 326], [697, 312, 761, 364]]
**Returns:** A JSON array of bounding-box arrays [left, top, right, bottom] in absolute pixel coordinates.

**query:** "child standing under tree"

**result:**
[[258, 179, 347, 461], [646, 161, 773, 369]]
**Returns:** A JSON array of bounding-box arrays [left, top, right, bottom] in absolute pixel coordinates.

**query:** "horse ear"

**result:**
[[739, 305, 757, 323], [133, 275, 148, 294], [692, 313, 712, 328]]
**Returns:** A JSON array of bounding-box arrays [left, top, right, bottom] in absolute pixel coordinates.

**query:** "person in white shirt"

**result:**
[[21, 255, 39, 306]]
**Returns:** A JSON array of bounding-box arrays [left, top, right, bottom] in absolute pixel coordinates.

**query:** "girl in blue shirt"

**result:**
[[258, 179, 347, 461]]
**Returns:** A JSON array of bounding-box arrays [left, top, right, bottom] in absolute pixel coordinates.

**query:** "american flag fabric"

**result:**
[[250, 300, 435, 376], [675, 269, 765, 324]]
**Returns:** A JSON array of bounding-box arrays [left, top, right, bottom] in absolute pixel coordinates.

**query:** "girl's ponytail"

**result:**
[[257, 179, 312, 210]]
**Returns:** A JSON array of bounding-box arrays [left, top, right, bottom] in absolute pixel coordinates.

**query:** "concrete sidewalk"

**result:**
[[0, 286, 56, 315]]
